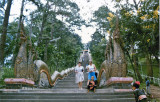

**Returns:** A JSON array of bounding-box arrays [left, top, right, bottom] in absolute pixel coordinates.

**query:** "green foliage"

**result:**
[[128, 62, 159, 78], [89, 6, 111, 69], [119, 0, 159, 58], [91, 6, 111, 32], [89, 0, 159, 78], [88, 31, 107, 69], [0, 67, 14, 86], [28, 0, 84, 71], [1, 0, 84, 71], [2, 67, 14, 79]]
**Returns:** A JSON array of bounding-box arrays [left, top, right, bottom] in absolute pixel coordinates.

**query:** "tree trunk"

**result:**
[[44, 42, 48, 62], [18, 0, 25, 37], [37, 13, 45, 45], [126, 50, 137, 80], [37, 1, 49, 46], [50, 5, 56, 39], [51, 18, 54, 39], [146, 54, 153, 77], [133, 55, 143, 82], [29, 14, 33, 42], [0, 0, 13, 66], [131, 44, 143, 82]]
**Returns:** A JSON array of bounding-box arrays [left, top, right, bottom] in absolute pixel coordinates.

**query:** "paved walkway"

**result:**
[[150, 85, 160, 101]]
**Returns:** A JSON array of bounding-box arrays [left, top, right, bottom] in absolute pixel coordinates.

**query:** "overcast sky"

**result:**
[[9, 0, 138, 43], [71, 0, 115, 43]]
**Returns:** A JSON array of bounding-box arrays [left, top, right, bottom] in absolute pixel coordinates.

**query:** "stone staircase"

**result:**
[[0, 71, 135, 102]]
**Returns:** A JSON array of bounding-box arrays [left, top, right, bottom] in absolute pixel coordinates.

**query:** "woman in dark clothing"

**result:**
[[87, 76, 96, 93], [131, 81, 147, 102]]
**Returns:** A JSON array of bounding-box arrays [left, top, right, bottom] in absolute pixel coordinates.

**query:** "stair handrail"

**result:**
[[35, 60, 74, 87]]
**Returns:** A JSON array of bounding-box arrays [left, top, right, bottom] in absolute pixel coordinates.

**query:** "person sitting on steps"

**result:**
[[87, 76, 96, 93]]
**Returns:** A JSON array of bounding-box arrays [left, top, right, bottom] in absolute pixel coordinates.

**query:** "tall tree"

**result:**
[[89, 6, 111, 69], [116, 0, 158, 78], [0, 0, 13, 66], [37, 1, 50, 46]]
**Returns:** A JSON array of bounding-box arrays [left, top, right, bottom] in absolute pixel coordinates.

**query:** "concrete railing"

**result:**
[[35, 60, 75, 87]]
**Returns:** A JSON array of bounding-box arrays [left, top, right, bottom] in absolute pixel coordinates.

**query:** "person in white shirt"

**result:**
[[75, 62, 84, 90], [87, 61, 97, 85]]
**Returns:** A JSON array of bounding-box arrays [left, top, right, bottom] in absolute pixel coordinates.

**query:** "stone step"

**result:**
[[55, 83, 87, 85], [0, 98, 135, 102], [64, 76, 88, 78], [54, 86, 87, 89], [53, 86, 87, 89], [55, 81, 87, 84], [0, 94, 134, 99], [0, 90, 134, 102], [61, 79, 88, 82], [57, 80, 88, 83], [0, 89, 133, 94], [63, 78, 88, 81], [0, 71, 135, 102], [58, 79, 88, 81], [56, 82, 87, 85], [54, 84, 87, 88], [1, 93, 134, 96], [54, 83, 87, 87]]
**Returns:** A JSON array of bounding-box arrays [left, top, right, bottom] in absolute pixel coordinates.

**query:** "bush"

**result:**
[[153, 83, 159, 86], [0, 67, 15, 86], [2, 67, 14, 78]]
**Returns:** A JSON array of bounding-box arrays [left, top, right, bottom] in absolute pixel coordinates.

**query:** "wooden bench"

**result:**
[[4, 78, 35, 89]]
